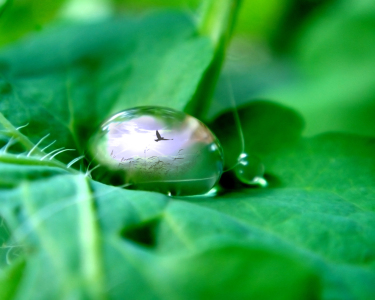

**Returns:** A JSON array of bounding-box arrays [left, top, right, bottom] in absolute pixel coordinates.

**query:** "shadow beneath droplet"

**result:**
[[176, 172, 284, 203], [263, 173, 283, 188], [210, 100, 304, 170], [219, 170, 282, 189]]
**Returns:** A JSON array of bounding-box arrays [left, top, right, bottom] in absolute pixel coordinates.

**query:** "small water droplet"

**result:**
[[89, 106, 224, 196], [234, 153, 267, 187]]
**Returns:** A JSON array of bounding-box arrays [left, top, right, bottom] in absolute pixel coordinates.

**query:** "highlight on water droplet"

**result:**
[[234, 153, 267, 187], [89, 106, 224, 196]]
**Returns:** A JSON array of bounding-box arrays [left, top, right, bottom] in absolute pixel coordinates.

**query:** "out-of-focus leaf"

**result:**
[[0, 11, 214, 162], [115, 0, 291, 42], [0, 0, 66, 46], [273, 0, 375, 136], [0, 260, 25, 300], [209, 0, 375, 136]]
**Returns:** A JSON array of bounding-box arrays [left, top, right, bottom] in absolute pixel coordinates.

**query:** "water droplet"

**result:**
[[89, 106, 224, 196], [234, 153, 267, 187]]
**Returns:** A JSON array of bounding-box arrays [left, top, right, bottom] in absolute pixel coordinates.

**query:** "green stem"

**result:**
[[0, 112, 79, 172], [0, 153, 77, 173], [198, 0, 242, 49], [0, 112, 45, 156], [185, 0, 242, 119], [0, 0, 11, 18]]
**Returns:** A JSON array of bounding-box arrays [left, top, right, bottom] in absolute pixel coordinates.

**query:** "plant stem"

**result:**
[[0, 112, 45, 156], [198, 0, 242, 49], [0, 112, 78, 172], [185, 0, 242, 120], [0, 153, 78, 173]]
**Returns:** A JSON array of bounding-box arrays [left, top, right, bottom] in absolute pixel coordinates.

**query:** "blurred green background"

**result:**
[[1, 1, 375, 299], [1, 0, 375, 137], [1, 0, 374, 138]]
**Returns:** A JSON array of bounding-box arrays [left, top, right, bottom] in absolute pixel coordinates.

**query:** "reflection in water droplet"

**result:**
[[234, 153, 267, 187], [89, 106, 224, 196]]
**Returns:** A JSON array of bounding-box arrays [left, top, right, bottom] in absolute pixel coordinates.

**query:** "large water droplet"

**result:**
[[90, 106, 224, 196], [234, 153, 267, 187]]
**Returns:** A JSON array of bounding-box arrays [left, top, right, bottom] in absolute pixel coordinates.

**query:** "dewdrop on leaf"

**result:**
[[89, 106, 224, 196], [234, 153, 267, 187]]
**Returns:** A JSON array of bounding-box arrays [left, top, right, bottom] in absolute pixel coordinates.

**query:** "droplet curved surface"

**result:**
[[90, 106, 224, 196], [234, 153, 267, 187]]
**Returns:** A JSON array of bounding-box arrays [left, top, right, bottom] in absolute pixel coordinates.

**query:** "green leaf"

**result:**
[[211, 101, 304, 168], [0, 171, 169, 299], [0, 260, 25, 300], [0, 163, 67, 188], [267, 0, 375, 136], [208, 1, 375, 136], [104, 238, 320, 300], [0, 2, 374, 299], [3, 110, 375, 299], [0, 112, 77, 172], [0, 0, 66, 46], [0, 11, 214, 162], [207, 101, 375, 299], [1, 101, 375, 298], [159, 243, 320, 300], [16, 174, 314, 300]]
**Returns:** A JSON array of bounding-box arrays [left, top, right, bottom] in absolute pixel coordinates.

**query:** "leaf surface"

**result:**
[[0, 12, 214, 162], [0, 3, 374, 300]]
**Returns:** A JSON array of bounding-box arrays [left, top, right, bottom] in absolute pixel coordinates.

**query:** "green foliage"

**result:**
[[211, 0, 375, 136], [276, 0, 375, 136], [0, 0, 66, 46], [0, 0, 375, 299], [0, 11, 214, 161]]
